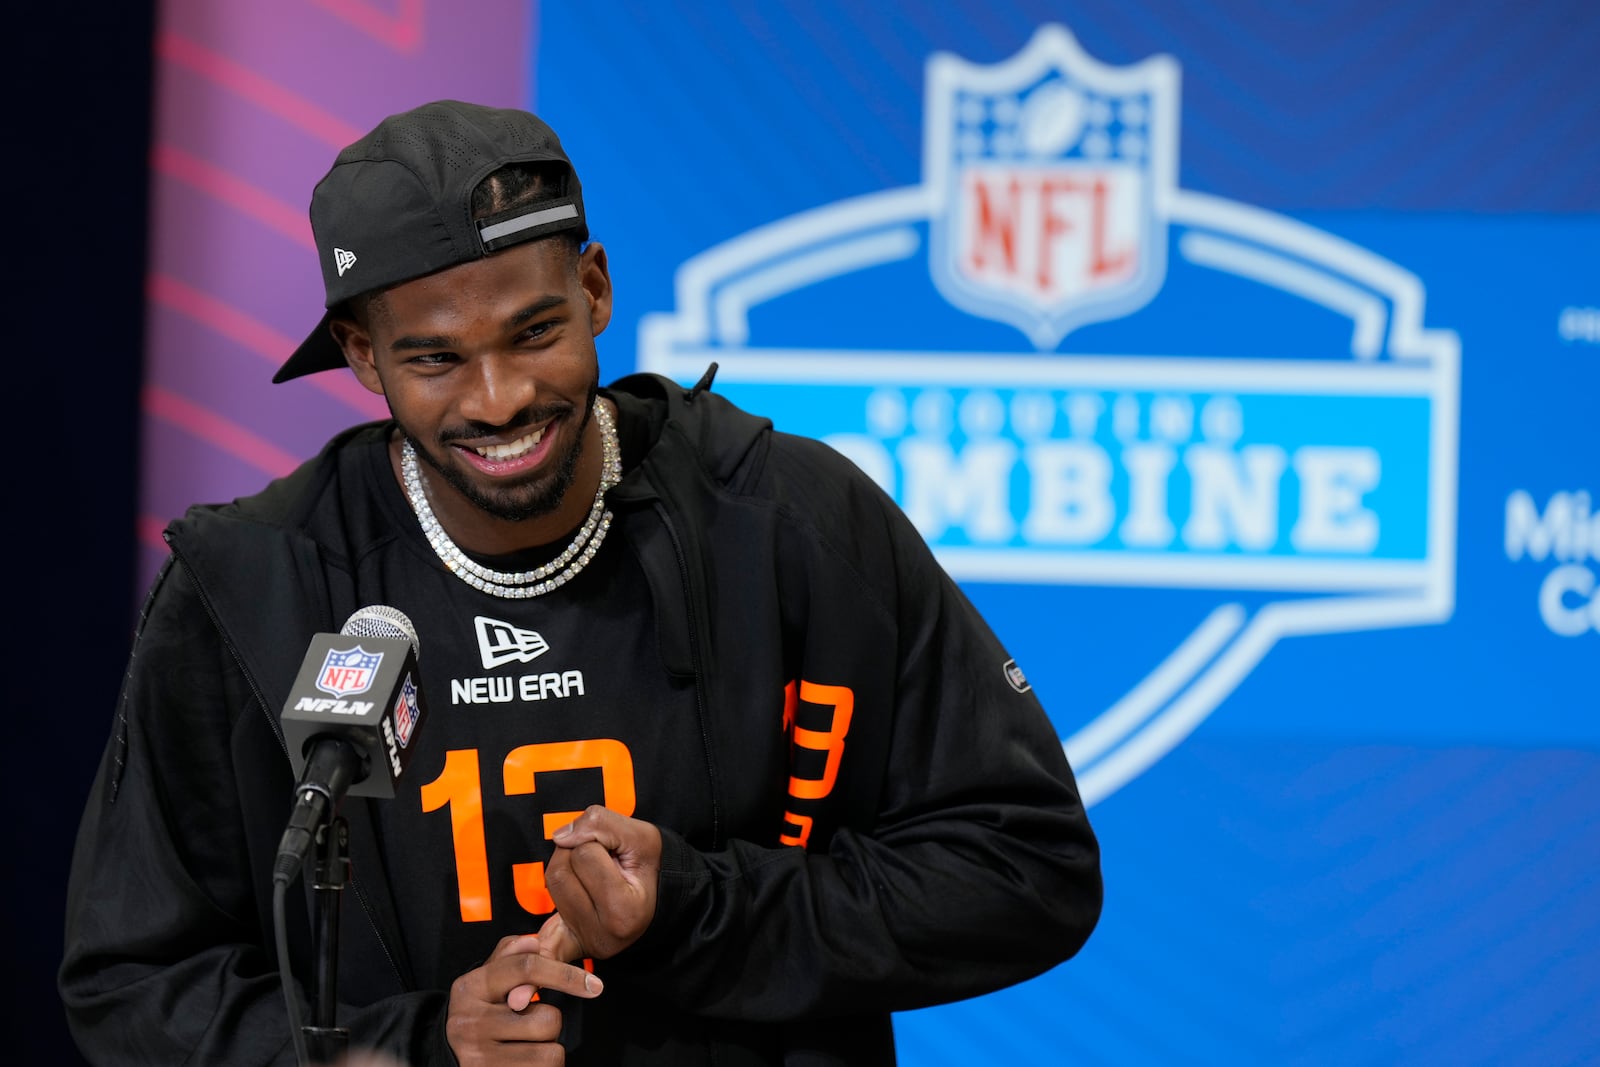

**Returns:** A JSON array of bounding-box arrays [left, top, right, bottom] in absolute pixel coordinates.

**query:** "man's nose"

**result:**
[[459, 354, 536, 428]]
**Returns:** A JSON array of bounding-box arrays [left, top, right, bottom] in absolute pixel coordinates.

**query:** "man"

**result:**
[[61, 100, 1101, 1066]]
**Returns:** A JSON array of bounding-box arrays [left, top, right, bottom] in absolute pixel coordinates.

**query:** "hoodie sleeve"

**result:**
[[609, 441, 1103, 1020], [58, 559, 452, 1067]]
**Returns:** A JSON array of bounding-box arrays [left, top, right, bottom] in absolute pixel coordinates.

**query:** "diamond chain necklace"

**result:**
[[399, 399, 622, 599]]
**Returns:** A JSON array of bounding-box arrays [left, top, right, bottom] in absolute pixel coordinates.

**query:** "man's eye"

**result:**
[[409, 352, 457, 367], [519, 321, 554, 343]]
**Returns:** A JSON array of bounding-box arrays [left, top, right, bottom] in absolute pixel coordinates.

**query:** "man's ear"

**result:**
[[330, 316, 384, 396], [578, 242, 613, 337]]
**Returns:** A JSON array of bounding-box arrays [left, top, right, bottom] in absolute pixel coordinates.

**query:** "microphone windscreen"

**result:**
[[340, 605, 420, 657]]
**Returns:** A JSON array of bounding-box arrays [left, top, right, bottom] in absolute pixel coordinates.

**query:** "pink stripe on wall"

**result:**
[[144, 385, 304, 479], [139, 0, 534, 591], [152, 145, 315, 248], [156, 32, 365, 149], [310, 0, 426, 53], [147, 273, 389, 420]]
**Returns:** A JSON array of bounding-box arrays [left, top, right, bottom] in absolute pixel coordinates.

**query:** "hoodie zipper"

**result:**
[[651, 501, 724, 850]]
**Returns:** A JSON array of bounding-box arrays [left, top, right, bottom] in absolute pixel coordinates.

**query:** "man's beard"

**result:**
[[403, 376, 600, 524]]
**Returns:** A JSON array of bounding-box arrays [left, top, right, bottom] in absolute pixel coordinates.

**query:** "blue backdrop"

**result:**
[[535, 3, 1598, 1064]]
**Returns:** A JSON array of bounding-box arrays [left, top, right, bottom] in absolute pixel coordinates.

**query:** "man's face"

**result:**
[[334, 238, 613, 546]]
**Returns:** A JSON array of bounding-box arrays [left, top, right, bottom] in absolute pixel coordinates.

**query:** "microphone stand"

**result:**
[[305, 815, 351, 1065]]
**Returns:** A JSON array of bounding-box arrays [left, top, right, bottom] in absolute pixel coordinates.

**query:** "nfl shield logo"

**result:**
[[925, 25, 1178, 347], [393, 673, 420, 748], [315, 645, 382, 697]]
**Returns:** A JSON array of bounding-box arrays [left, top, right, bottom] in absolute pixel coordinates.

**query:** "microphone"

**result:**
[[272, 605, 428, 884]]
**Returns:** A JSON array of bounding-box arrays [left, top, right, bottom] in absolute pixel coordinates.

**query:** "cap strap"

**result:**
[[477, 200, 581, 251]]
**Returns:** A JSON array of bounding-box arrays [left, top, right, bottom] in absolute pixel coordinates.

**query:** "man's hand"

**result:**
[[445, 933, 602, 1066], [545, 805, 663, 959]]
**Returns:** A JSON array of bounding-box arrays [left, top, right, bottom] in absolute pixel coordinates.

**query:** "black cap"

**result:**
[[273, 100, 588, 383]]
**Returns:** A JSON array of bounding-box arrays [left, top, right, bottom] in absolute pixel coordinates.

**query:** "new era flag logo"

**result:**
[[334, 247, 357, 276], [475, 615, 550, 669]]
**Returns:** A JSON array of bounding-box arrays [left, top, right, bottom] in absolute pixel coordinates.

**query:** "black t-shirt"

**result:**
[[355, 432, 709, 988]]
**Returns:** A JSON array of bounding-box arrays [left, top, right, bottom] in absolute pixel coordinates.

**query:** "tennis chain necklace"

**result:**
[[399, 399, 622, 599]]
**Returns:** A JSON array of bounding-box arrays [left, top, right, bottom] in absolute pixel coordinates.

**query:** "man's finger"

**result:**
[[546, 846, 605, 940], [567, 839, 641, 910], [486, 932, 543, 1013], [448, 1000, 565, 1046], [536, 912, 587, 963], [489, 933, 542, 959], [485, 949, 603, 1001], [551, 804, 624, 850]]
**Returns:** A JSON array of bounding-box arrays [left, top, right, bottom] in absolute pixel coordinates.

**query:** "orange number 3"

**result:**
[[780, 681, 854, 847]]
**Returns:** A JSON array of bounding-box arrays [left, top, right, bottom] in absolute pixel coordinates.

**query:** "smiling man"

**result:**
[[335, 226, 611, 544], [60, 100, 1102, 1067]]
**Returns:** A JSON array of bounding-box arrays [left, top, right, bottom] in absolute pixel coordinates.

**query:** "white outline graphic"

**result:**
[[475, 615, 551, 670], [638, 26, 1459, 807]]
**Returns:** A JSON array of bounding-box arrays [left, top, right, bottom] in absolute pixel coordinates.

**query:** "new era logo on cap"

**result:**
[[274, 101, 588, 384]]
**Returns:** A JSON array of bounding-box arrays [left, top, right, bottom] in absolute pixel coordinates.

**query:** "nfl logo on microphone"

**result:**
[[393, 673, 421, 748], [316, 646, 382, 698]]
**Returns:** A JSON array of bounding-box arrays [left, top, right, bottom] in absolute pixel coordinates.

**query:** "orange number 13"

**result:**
[[419, 740, 636, 923]]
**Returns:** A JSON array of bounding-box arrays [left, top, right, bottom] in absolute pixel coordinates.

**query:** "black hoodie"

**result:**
[[61, 373, 1101, 1065]]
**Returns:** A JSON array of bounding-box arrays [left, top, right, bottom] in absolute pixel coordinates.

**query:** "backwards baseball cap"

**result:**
[[273, 99, 588, 383]]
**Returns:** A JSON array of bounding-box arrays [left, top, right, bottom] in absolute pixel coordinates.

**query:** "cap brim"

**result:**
[[272, 309, 348, 383]]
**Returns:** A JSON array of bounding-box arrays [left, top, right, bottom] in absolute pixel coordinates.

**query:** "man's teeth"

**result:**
[[476, 427, 544, 461]]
